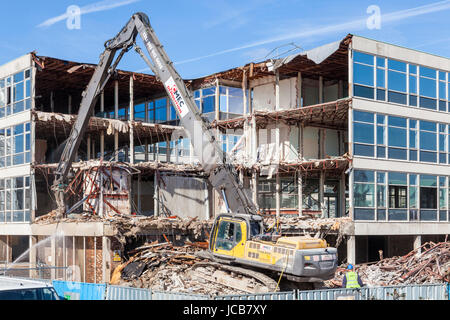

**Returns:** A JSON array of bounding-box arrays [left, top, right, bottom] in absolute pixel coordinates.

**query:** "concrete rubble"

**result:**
[[325, 241, 450, 288]]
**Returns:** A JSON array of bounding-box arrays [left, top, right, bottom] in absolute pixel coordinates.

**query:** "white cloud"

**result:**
[[175, 0, 450, 65], [37, 0, 141, 28]]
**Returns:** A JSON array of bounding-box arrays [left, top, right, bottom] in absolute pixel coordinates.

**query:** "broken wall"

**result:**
[[158, 175, 210, 220]]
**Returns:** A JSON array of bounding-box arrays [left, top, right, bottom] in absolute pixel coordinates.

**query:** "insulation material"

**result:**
[[106, 120, 129, 135], [279, 78, 298, 110], [325, 129, 340, 157], [252, 82, 275, 111], [269, 40, 341, 70], [324, 83, 339, 103], [303, 127, 319, 160]]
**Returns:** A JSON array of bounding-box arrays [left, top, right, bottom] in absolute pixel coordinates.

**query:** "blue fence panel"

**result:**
[[152, 291, 209, 300], [215, 291, 295, 301], [106, 285, 152, 300], [52, 281, 106, 300], [297, 283, 448, 301]]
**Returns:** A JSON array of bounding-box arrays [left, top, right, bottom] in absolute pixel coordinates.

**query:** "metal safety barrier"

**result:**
[[47, 280, 449, 300]]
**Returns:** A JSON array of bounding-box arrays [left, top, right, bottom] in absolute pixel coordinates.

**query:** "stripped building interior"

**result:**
[[0, 33, 448, 283]]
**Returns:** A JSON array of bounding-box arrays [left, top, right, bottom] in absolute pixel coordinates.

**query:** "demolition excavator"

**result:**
[[52, 12, 338, 292]]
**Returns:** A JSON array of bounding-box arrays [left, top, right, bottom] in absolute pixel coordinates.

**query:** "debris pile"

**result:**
[[325, 241, 450, 288], [111, 242, 272, 296]]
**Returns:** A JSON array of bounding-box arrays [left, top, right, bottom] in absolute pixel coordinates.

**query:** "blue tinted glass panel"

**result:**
[[354, 144, 374, 157], [354, 63, 374, 86], [420, 97, 436, 110], [354, 85, 374, 99], [388, 91, 407, 104], [13, 72, 24, 83], [388, 147, 407, 160], [388, 60, 406, 72], [376, 57, 385, 67], [354, 209, 375, 221], [409, 76, 417, 94], [202, 96, 215, 113], [388, 209, 407, 221], [354, 110, 374, 123], [377, 115, 386, 124], [439, 100, 446, 111], [409, 150, 417, 161], [354, 122, 374, 144], [439, 71, 446, 81], [420, 131, 436, 151], [377, 146, 386, 158], [439, 82, 446, 100], [202, 87, 216, 96], [377, 89, 385, 101], [389, 172, 407, 185], [420, 175, 437, 187], [354, 51, 374, 65], [377, 69, 385, 87], [420, 77, 436, 98], [420, 66, 436, 78], [377, 126, 385, 144], [420, 120, 436, 132], [388, 71, 406, 92], [354, 170, 374, 183], [420, 151, 437, 163], [377, 210, 386, 221], [388, 127, 406, 147], [409, 130, 416, 148], [388, 116, 407, 128], [439, 153, 446, 163], [409, 65, 417, 75], [420, 210, 437, 221], [409, 95, 417, 106]]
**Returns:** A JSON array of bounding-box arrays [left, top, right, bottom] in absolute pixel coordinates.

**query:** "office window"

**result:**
[[388, 172, 407, 209], [0, 176, 31, 223], [388, 59, 407, 105], [353, 110, 374, 157], [419, 120, 437, 163], [353, 51, 374, 99], [0, 69, 31, 118], [0, 122, 31, 168], [387, 116, 407, 160]]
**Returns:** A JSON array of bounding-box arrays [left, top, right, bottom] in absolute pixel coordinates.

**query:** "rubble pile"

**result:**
[[325, 241, 450, 288], [111, 242, 254, 296], [109, 216, 213, 246]]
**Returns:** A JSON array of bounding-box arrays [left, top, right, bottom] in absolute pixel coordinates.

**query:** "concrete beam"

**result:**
[[347, 236, 356, 265]]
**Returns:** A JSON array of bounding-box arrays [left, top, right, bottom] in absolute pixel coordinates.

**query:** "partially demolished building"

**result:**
[[0, 34, 448, 284]]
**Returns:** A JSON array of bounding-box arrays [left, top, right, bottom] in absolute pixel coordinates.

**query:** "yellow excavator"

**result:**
[[53, 12, 338, 292]]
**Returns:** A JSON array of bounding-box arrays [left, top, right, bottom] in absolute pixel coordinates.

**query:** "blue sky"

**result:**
[[0, 0, 449, 79]]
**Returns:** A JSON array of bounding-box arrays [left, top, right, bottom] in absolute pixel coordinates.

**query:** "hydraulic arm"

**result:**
[[53, 12, 255, 217]]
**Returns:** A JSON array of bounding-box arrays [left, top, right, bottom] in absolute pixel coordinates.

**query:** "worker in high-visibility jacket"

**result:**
[[342, 264, 364, 288]]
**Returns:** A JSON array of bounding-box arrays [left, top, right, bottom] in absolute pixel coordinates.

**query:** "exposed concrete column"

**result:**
[[320, 171, 325, 218], [50, 91, 54, 112], [205, 181, 210, 220], [166, 137, 171, 163], [154, 174, 160, 217], [242, 69, 248, 115], [129, 76, 135, 164], [340, 170, 346, 217], [144, 139, 149, 162], [276, 173, 281, 219], [114, 80, 119, 161], [297, 72, 303, 108], [50, 236, 56, 280], [102, 237, 111, 284], [252, 172, 259, 212], [100, 91, 105, 159], [348, 107, 354, 220], [215, 79, 220, 121], [137, 173, 142, 214], [87, 134, 91, 160], [347, 236, 356, 265], [414, 236, 422, 257], [298, 172, 303, 217], [29, 236, 37, 279], [68, 95, 72, 114], [319, 76, 324, 104]]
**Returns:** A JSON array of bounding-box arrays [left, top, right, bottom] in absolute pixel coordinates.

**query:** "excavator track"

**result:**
[[191, 261, 279, 294]]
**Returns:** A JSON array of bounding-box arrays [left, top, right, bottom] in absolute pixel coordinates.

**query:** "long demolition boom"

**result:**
[[53, 12, 256, 217]]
